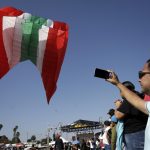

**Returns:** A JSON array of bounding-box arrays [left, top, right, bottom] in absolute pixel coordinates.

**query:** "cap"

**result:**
[[111, 115, 118, 123], [107, 109, 115, 116], [122, 81, 135, 91]]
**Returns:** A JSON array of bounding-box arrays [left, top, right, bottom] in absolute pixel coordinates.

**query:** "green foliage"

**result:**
[[31, 135, 36, 141], [12, 125, 21, 143], [0, 124, 3, 130], [13, 126, 18, 137], [11, 137, 21, 144], [0, 135, 10, 144], [27, 139, 32, 143], [16, 132, 20, 138]]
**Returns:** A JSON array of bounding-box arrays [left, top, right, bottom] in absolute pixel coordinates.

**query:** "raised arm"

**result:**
[[106, 72, 148, 115]]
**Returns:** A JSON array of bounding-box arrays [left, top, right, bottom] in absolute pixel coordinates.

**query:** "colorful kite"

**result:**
[[0, 7, 69, 104]]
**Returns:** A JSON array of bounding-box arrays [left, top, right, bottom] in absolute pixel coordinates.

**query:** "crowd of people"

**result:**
[[100, 59, 150, 150], [54, 133, 104, 150], [3, 59, 149, 150], [54, 59, 150, 150]]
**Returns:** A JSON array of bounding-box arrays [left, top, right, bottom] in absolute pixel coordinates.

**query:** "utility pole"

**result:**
[[47, 128, 51, 146], [27, 132, 29, 142]]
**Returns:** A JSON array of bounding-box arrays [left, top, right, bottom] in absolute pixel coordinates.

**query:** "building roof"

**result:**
[[60, 119, 103, 132]]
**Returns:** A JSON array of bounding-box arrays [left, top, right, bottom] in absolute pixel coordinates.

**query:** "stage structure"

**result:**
[[60, 119, 104, 140], [60, 119, 103, 132]]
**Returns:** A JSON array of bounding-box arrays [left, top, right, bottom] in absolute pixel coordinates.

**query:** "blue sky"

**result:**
[[0, 0, 150, 142]]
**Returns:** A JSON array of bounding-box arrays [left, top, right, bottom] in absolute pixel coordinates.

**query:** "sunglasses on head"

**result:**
[[138, 71, 150, 79]]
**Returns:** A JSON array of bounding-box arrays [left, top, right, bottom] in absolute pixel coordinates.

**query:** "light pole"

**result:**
[[57, 122, 63, 133], [47, 127, 52, 146], [26, 132, 29, 142]]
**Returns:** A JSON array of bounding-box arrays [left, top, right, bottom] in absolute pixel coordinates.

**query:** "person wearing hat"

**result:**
[[107, 109, 115, 117], [107, 109, 115, 122]]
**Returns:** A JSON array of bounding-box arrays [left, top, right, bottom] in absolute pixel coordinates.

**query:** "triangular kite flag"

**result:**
[[0, 6, 69, 104]]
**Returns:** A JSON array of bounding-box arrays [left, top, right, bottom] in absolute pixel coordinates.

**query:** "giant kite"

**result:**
[[0, 6, 69, 104]]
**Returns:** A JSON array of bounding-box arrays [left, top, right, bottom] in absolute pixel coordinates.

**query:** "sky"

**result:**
[[0, 0, 150, 142]]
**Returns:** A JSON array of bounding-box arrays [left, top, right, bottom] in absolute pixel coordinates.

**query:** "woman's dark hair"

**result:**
[[122, 81, 144, 98], [122, 81, 135, 91]]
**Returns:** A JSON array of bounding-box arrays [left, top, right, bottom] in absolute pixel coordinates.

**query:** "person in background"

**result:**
[[107, 109, 115, 121], [30, 144, 36, 150], [110, 115, 117, 150], [95, 137, 100, 150], [102, 121, 111, 150], [80, 139, 87, 150], [89, 138, 96, 150], [115, 81, 147, 150], [55, 133, 64, 150], [108, 109, 115, 116], [99, 131, 105, 150], [106, 59, 150, 150], [114, 99, 124, 150]]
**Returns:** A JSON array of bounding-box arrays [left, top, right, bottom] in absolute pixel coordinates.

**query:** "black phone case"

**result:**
[[94, 68, 110, 79]]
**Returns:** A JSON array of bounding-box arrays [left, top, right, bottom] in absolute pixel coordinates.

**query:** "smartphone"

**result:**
[[94, 68, 110, 79]]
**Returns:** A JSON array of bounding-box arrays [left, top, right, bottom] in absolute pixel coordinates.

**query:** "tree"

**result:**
[[13, 126, 18, 137], [12, 126, 21, 143], [27, 139, 31, 143], [16, 131, 21, 143], [16, 131, 20, 138], [0, 135, 10, 144], [31, 135, 36, 142]]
